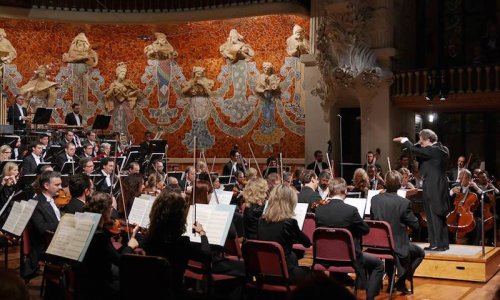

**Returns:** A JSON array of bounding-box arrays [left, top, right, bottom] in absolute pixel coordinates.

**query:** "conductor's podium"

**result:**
[[414, 243, 500, 282]]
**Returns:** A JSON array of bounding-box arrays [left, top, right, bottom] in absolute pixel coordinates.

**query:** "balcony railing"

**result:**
[[391, 65, 500, 97]]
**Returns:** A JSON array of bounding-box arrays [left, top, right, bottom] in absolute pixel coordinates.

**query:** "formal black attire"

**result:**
[[0, 184, 15, 228], [97, 171, 113, 194], [63, 197, 85, 214], [403, 141, 450, 249], [315, 198, 384, 300], [64, 112, 83, 126], [24, 193, 60, 279], [145, 234, 211, 298], [54, 153, 76, 172], [363, 163, 383, 174], [222, 160, 244, 176], [243, 203, 264, 240], [22, 153, 40, 175], [257, 218, 311, 283], [370, 192, 425, 286], [79, 228, 134, 299], [306, 160, 329, 176], [7, 104, 27, 131], [297, 185, 322, 211]]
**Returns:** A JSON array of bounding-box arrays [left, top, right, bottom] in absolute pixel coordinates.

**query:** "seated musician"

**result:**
[[348, 168, 370, 198], [64, 103, 83, 126], [63, 173, 93, 214], [85, 130, 99, 156], [21, 142, 44, 176], [148, 159, 165, 177], [0, 162, 19, 228], [196, 160, 209, 174], [58, 130, 76, 149], [97, 157, 115, 193], [93, 142, 111, 161], [79, 157, 94, 176], [24, 171, 62, 280], [54, 143, 77, 172], [367, 164, 385, 190], [81, 142, 95, 159], [262, 156, 278, 178], [371, 171, 424, 295], [317, 170, 331, 200], [116, 173, 144, 217], [0, 145, 12, 163], [80, 192, 139, 299], [258, 184, 312, 283], [143, 173, 165, 196], [127, 161, 140, 175], [241, 178, 268, 239], [315, 178, 384, 300], [38, 133, 51, 159], [266, 172, 280, 193], [226, 170, 246, 206], [297, 169, 321, 211], [178, 166, 195, 192]]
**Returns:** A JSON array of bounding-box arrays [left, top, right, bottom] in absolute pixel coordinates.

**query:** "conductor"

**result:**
[[393, 129, 450, 251]]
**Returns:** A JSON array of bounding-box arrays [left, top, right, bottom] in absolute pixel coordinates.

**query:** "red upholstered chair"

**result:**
[[312, 227, 359, 296], [0, 234, 8, 269], [223, 235, 243, 261], [292, 213, 316, 251], [184, 258, 240, 296], [241, 239, 296, 297], [362, 220, 400, 299], [120, 254, 173, 300]]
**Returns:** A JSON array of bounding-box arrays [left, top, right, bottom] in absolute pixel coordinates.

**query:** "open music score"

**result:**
[[263, 201, 308, 230], [184, 204, 235, 247], [46, 212, 101, 262], [1, 200, 38, 237], [209, 189, 233, 205], [128, 196, 155, 229], [344, 198, 368, 219]]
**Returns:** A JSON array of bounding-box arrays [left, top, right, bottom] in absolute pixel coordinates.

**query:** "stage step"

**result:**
[[414, 243, 500, 282]]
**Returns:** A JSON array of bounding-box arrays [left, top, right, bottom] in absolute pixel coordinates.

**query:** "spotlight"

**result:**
[[439, 93, 446, 101], [428, 113, 437, 123]]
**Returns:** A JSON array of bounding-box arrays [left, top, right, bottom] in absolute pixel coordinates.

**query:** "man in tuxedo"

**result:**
[[306, 150, 329, 176], [85, 131, 98, 156], [447, 155, 466, 183], [79, 157, 94, 176], [64, 173, 93, 214], [7, 94, 28, 131], [362, 151, 382, 174], [394, 129, 450, 251], [55, 143, 77, 173], [139, 131, 153, 156], [64, 103, 83, 126], [222, 149, 245, 176], [371, 171, 424, 294], [22, 142, 44, 175], [81, 142, 94, 159], [23, 171, 62, 279], [297, 169, 321, 211], [97, 157, 115, 193], [316, 170, 331, 199], [59, 130, 76, 149], [178, 166, 195, 192], [315, 177, 384, 300]]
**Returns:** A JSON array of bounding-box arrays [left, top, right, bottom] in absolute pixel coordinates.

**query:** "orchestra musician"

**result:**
[[178, 166, 195, 192], [222, 149, 245, 176], [93, 142, 111, 161], [126, 162, 141, 175], [64, 103, 83, 126], [0, 145, 12, 162], [306, 150, 329, 176], [0, 162, 19, 228], [97, 157, 115, 193], [367, 164, 385, 190], [7, 94, 27, 131], [394, 129, 450, 251], [58, 130, 77, 148], [143, 173, 165, 196], [116, 173, 144, 217], [81, 142, 95, 159], [297, 169, 321, 211], [241, 178, 268, 239], [38, 133, 51, 159], [78, 157, 94, 176], [348, 168, 370, 198], [63, 173, 93, 214], [316, 170, 331, 200], [85, 131, 99, 156], [21, 142, 44, 176], [371, 171, 424, 295], [363, 150, 383, 174], [139, 131, 153, 156], [448, 155, 467, 183], [54, 143, 77, 172]]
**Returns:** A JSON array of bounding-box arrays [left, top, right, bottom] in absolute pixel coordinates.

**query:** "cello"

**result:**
[[446, 170, 478, 243]]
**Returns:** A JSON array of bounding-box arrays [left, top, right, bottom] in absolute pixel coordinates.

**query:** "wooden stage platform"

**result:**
[[414, 243, 500, 282]]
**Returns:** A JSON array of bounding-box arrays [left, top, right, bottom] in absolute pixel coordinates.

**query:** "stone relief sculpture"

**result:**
[[105, 62, 140, 136], [144, 32, 178, 60], [62, 32, 98, 67], [20, 65, 58, 108], [0, 28, 17, 78], [181, 66, 214, 97], [255, 62, 281, 135], [219, 29, 254, 63], [286, 24, 310, 57]]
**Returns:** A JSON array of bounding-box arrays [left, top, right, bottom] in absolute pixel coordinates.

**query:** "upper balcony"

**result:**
[[391, 64, 500, 112]]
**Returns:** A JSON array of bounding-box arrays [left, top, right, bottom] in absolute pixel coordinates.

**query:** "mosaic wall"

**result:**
[[0, 15, 308, 158]]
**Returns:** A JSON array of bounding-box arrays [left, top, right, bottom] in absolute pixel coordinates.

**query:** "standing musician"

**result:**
[[222, 149, 245, 176], [363, 150, 383, 174], [64, 103, 83, 126], [306, 150, 329, 176], [7, 94, 28, 131], [371, 171, 424, 295], [394, 129, 450, 251]]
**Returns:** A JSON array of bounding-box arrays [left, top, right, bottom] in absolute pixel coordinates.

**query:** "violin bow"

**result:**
[[201, 151, 219, 204], [247, 143, 262, 178], [118, 174, 131, 240], [210, 156, 216, 173], [326, 153, 334, 177]]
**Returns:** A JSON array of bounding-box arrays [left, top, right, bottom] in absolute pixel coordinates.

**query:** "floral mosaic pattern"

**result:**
[[0, 15, 308, 158]]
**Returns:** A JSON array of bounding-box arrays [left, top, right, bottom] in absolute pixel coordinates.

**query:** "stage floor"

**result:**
[[414, 243, 500, 282]]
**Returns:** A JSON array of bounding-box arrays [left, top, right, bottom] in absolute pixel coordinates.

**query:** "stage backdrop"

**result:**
[[0, 15, 308, 158]]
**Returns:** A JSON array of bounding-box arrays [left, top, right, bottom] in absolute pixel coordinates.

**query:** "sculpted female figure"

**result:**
[[144, 32, 177, 60], [181, 66, 214, 121], [286, 24, 310, 57], [0, 28, 16, 78], [105, 62, 140, 135], [62, 32, 98, 67], [256, 62, 280, 133], [219, 29, 255, 63], [20, 65, 58, 108]]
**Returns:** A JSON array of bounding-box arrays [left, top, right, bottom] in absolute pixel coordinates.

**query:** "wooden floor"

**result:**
[[1, 244, 499, 300]]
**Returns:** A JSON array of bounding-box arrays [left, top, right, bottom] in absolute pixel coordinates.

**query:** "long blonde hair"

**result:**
[[352, 168, 369, 189], [242, 178, 268, 207], [262, 184, 296, 222], [2, 162, 18, 177]]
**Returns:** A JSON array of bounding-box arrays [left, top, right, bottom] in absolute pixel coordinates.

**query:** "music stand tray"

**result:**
[[124, 151, 141, 169], [92, 115, 111, 130], [218, 175, 235, 185], [60, 162, 76, 175], [44, 145, 63, 162], [0, 136, 18, 148], [32, 108, 53, 125], [148, 140, 167, 154]]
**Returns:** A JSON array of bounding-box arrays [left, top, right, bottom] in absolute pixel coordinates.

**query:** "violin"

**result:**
[[54, 188, 71, 207], [310, 198, 331, 211]]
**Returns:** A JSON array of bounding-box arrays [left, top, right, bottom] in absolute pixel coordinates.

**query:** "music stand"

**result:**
[[92, 115, 111, 137], [0, 136, 18, 148], [148, 140, 167, 154], [124, 151, 141, 169], [167, 171, 183, 181], [60, 161, 76, 175], [35, 162, 54, 175], [218, 175, 235, 185], [44, 145, 63, 162], [110, 156, 126, 173], [264, 167, 278, 177], [32, 108, 53, 125]]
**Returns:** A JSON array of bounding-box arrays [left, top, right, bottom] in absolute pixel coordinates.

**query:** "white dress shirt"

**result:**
[[43, 192, 61, 221], [74, 113, 81, 126]]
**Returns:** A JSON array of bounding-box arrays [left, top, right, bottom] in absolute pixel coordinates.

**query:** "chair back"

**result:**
[[242, 240, 290, 287], [312, 227, 356, 269], [362, 220, 395, 259], [22, 229, 32, 256], [224, 236, 243, 260], [302, 213, 316, 241], [120, 254, 172, 300]]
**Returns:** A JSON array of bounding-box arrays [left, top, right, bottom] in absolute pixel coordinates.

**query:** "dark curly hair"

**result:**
[[147, 190, 188, 242], [83, 192, 113, 230], [118, 173, 144, 215]]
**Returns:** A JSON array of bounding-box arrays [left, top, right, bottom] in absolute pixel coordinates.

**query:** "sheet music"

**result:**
[[209, 190, 233, 205], [366, 190, 381, 215], [46, 212, 101, 262], [293, 203, 309, 230], [184, 204, 235, 246], [344, 198, 367, 218], [397, 189, 407, 198], [2, 200, 37, 236], [128, 197, 154, 228]]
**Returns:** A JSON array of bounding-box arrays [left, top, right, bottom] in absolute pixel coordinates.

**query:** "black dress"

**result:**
[[243, 203, 264, 240]]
